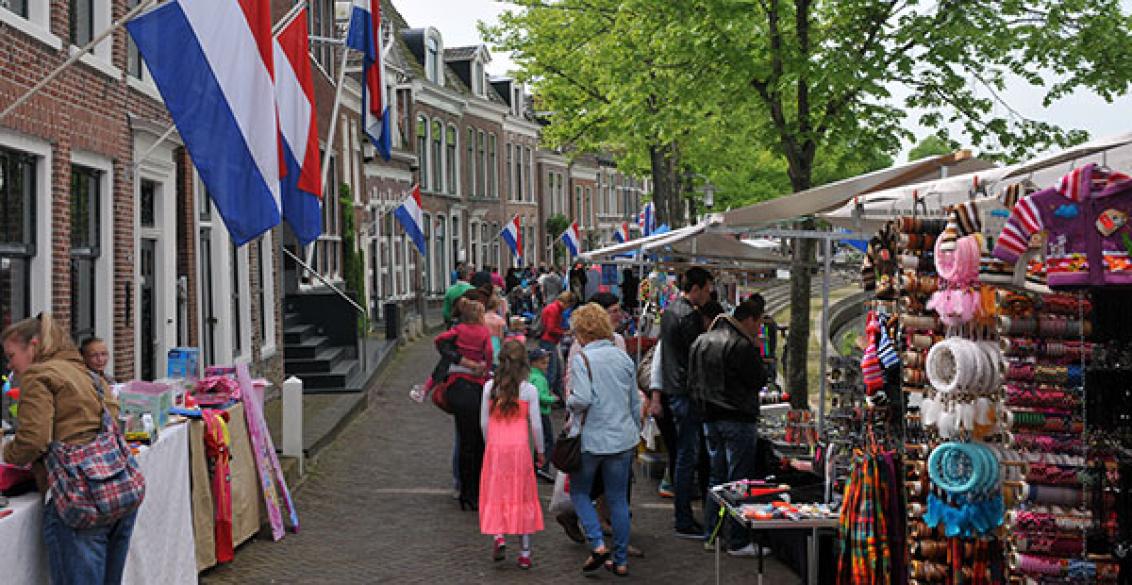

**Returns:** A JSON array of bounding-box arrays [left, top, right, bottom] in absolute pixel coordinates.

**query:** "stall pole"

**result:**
[[818, 237, 831, 436]]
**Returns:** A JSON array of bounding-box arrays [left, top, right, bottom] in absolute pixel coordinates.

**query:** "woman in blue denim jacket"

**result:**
[[566, 303, 641, 577]]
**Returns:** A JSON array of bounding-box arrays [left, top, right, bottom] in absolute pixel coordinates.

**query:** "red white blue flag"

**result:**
[[637, 202, 655, 237], [394, 184, 427, 255], [613, 221, 630, 243], [560, 222, 582, 258], [501, 215, 522, 260], [127, 0, 281, 245], [274, 8, 322, 245], [346, 0, 392, 160]]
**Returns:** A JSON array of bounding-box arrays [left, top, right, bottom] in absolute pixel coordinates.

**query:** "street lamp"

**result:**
[[702, 181, 715, 210]]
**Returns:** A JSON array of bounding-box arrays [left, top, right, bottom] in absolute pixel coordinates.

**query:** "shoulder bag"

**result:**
[[43, 372, 146, 529], [550, 352, 591, 473]]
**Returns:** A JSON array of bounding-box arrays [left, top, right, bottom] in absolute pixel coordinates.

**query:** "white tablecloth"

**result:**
[[0, 422, 197, 585]]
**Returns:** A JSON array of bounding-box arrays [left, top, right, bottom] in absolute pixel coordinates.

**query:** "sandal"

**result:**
[[604, 561, 629, 577], [582, 548, 610, 573]]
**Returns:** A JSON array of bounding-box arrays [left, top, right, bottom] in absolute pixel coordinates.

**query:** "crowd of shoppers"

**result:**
[[422, 262, 771, 573]]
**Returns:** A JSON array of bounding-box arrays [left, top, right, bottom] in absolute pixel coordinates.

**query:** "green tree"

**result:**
[[340, 183, 367, 333], [487, 0, 1132, 408], [908, 135, 960, 162], [545, 213, 571, 266]]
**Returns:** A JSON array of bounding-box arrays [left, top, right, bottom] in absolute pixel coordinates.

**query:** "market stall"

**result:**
[[0, 422, 197, 585]]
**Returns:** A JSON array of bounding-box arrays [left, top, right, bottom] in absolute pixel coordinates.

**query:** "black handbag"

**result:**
[[550, 353, 592, 473]]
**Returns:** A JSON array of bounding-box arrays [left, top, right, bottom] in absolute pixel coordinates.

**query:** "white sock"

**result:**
[[520, 534, 532, 555]]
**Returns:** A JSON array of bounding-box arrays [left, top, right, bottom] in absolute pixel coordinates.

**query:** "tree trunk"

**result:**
[[649, 143, 686, 228], [786, 216, 815, 409]]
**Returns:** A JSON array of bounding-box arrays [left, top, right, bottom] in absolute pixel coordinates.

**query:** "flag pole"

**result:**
[[130, 2, 310, 175], [318, 38, 352, 198], [0, 0, 161, 123]]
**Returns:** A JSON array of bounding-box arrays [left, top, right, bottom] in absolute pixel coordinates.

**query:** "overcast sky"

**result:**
[[394, 1, 1132, 162]]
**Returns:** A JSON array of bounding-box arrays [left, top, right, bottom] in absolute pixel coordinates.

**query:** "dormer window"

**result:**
[[513, 87, 522, 116], [426, 35, 441, 85], [472, 61, 483, 96]]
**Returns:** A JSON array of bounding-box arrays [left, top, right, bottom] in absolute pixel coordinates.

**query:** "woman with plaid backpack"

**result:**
[[2, 314, 144, 584]]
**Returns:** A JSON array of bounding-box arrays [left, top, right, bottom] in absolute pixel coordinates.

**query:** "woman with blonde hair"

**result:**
[[566, 303, 641, 576], [478, 340, 544, 568], [2, 314, 142, 584]]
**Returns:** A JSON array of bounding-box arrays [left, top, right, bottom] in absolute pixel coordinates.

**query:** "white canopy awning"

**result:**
[[821, 131, 1132, 234], [717, 151, 992, 228], [580, 221, 784, 266]]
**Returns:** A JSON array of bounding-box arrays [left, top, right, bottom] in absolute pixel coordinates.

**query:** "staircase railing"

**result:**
[[282, 247, 369, 377]]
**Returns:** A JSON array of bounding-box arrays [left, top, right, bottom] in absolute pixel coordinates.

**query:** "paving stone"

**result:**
[[201, 337, 803, 584]]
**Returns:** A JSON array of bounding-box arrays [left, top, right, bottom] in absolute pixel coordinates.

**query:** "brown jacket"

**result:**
[[3, 347, 119, 492]]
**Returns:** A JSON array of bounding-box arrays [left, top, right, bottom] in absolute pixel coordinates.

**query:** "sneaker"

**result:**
[[493, 537, 506, 562], [517, 554, 532, 570], [674, 521, 705, 540], [727, 543, 772, 558], [657, 480, 674, 498]]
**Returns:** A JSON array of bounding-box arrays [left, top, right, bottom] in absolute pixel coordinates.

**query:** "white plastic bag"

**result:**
[[548, 471, 573, 514], [640, 416, 660, 451]]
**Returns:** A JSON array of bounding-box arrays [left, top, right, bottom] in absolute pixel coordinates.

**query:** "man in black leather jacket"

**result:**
[[688, 295, 768, 556], [654, 267, 713, 538]]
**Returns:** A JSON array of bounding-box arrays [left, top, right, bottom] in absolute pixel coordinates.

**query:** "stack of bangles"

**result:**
[[1004, 385, 1081, 410], [923, 442, 1004, 537], [1000, 338, 1095, 360]]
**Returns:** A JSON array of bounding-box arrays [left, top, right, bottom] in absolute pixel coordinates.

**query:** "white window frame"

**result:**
[[259, 231, 277, 358], [69, 0, 120, 80], [195, 176, 241, 366], [231, 242, 252, 363], [0, 129, 54, 333], [0, 1, 60, 50], [70, 150, 115, 366], [133, 134, 178, 379]]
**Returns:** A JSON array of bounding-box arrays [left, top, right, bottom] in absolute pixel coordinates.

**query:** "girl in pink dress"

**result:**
[[479, 341, 545, 569]]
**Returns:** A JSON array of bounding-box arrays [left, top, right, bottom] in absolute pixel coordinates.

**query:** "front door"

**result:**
[[139, 238, 157, 381]]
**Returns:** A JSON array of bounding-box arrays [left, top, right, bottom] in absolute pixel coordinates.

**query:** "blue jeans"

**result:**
[[702, 420, 759, 550], [43, 503, 138, 585], [669, 393, 702, 531], [539, 340, 562, 397], [569, 449, 633, 567]]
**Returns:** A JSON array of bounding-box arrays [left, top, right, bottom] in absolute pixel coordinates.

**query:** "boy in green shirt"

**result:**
[[528, 348, 556, 481]]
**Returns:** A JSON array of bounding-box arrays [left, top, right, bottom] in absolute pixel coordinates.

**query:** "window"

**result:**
[[488, 134, 497, 198], [416, 116, 428, 190], [70, 0, 94, 46], [515, 146, 523, 203], [426, 36, 439, 83], [476, 130, 486, 197], [256, 238, 266, 344], [525, 147, 533, 202], [469, 221, 478, 268], [139, 179, 156, 228], [584, 187, 592, 227], [446, 125, 457, 194], [70, 165, 100, 341], [491, 222, 500, 266], [431, 119, 442, 191], [451, 216, 460, 269], [0, 147, 36, 332], [574, 186, 582, 223], [465, 128, 475, 196], [4, 1, 29, 17], [505, 144, 513, 200], [434, 216, 447, 291], [309, 0, 335, 77], [472, 62, 482, 95], [421, 212, 432, 293], [126, 0, 144, 78], [230, 241, 242, 356]]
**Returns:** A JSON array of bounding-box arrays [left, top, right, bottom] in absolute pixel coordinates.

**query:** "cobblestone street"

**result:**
[[201, 337, 800, 584]]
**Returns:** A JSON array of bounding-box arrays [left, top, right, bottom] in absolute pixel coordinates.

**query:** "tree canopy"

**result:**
[[484, 0, 1132, 405]]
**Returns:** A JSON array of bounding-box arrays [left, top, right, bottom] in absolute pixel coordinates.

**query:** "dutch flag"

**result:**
[[346, 0, 392, 160], [394, 184, 427, 256], [560, 222, 582, 258], [638, 202, 655, 237], [127, 0, 281, 246], [274, 8, 322, 246], [613, 221, 630, 243], [501, 215, 522, 261]]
